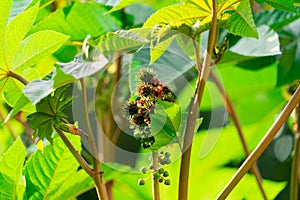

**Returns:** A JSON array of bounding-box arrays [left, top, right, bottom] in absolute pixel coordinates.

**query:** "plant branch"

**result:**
[[178, 1, 218, 199], [7, 71, 29, 85], [152, 151, 160, 200], [217, 85, 300, 200], [80, 79, 108, 200], [55, 127, 94, 176], [210, 72, 267, 199], [290, 102, 300, 200]]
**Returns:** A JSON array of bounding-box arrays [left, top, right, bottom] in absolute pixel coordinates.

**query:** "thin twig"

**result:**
[[290, 102, 300, 200], [178, 1, 218, 199], [217, 85, 300, 200], [210, 72, 267, 199], [80, 79, 109, 200], [55, 128, 94, 176]]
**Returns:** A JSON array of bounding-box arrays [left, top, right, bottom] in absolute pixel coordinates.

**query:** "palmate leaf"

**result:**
[[24, 136, 92, 200], [255, 0, 296, 12], [0, 0, 69, 119], [27, 86, 72, 141], [0, 138, 26, 200], [224, 0, 258, 38]]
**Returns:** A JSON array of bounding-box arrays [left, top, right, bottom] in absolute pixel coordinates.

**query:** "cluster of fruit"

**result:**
[[126, 68, 176, 148], [138, 151, 172, 186]]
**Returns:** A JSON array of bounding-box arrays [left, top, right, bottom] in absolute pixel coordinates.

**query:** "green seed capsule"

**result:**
[[158, 178, 163, 183], [158, 168, 164, 174], [141, 167, 147, 174], [164, 179, 171, 185], [165, 152, 171, 157], [138, 179, 145, 185], [163, 171, 169, 177], [153, 172, 160, 179]]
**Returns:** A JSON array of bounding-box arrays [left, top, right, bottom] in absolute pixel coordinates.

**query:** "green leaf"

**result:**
[[27, 86, 72, 140], [24, 136, 87, 200], [277, 19, 300, 86], [57, 52, 108, 79], [255, 0, 296, 12], [9, 0, 33, 20], [150, 32, 177, 64], [150, 101, 181, 150], [23, 80, 54, 105], [143, 3, 210, 28], [12, 30, 70, 71], [95, 29, 149, 55], [23, 66, 75, 105], [3, 2, 39, 68], [0, 0, 12, 68], [107, 0, 138, 13], [230, 25, 281, 56], [225, 0, 258, 38], [254, 7, 300, 31], [30, 2, 121, 41], [0, 137, 26, 200], [50, 170, 93, 200]]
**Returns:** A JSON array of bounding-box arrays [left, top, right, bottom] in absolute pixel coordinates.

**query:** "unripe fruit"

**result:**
[[163, 171, 169, 177], [164, 179, 171, 185], [141, 167, 147, 174], [138, 179, 145, 185], [158, 168, 164, 174]]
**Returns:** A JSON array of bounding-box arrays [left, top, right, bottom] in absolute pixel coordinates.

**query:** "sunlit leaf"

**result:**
[[255, 0, 296, 12], [0, 137, 26, 200], [24, 136, 89, 199], [224, 0, 258, 38]]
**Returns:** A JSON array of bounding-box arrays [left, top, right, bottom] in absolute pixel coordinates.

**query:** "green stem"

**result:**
[[152, 151, 160, 200], [55, 128, 94, 176], [210, 72, 267, 199], [217, 85, 300, 200], [290, 102, 300, 200], [80, 79, 108, 200], [178, 1, 218, 199], [7, 71, 29, 85]]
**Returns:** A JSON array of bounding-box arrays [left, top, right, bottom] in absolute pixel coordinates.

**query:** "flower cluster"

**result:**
[[126, 68, 176, 148]]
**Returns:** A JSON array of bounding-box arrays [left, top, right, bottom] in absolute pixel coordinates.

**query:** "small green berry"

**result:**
[[158, 178, 163, 183], [153, 172, 160, 179], [164, 179, 171, 185], [138, 179, 145, 185], [165, 152, 171, 158], [158, 168, 164, 174], [163, 171, 169, 177], [149, 165, 154, 170], [141, 167, 147, 174], [165, 158, 171, 165]]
